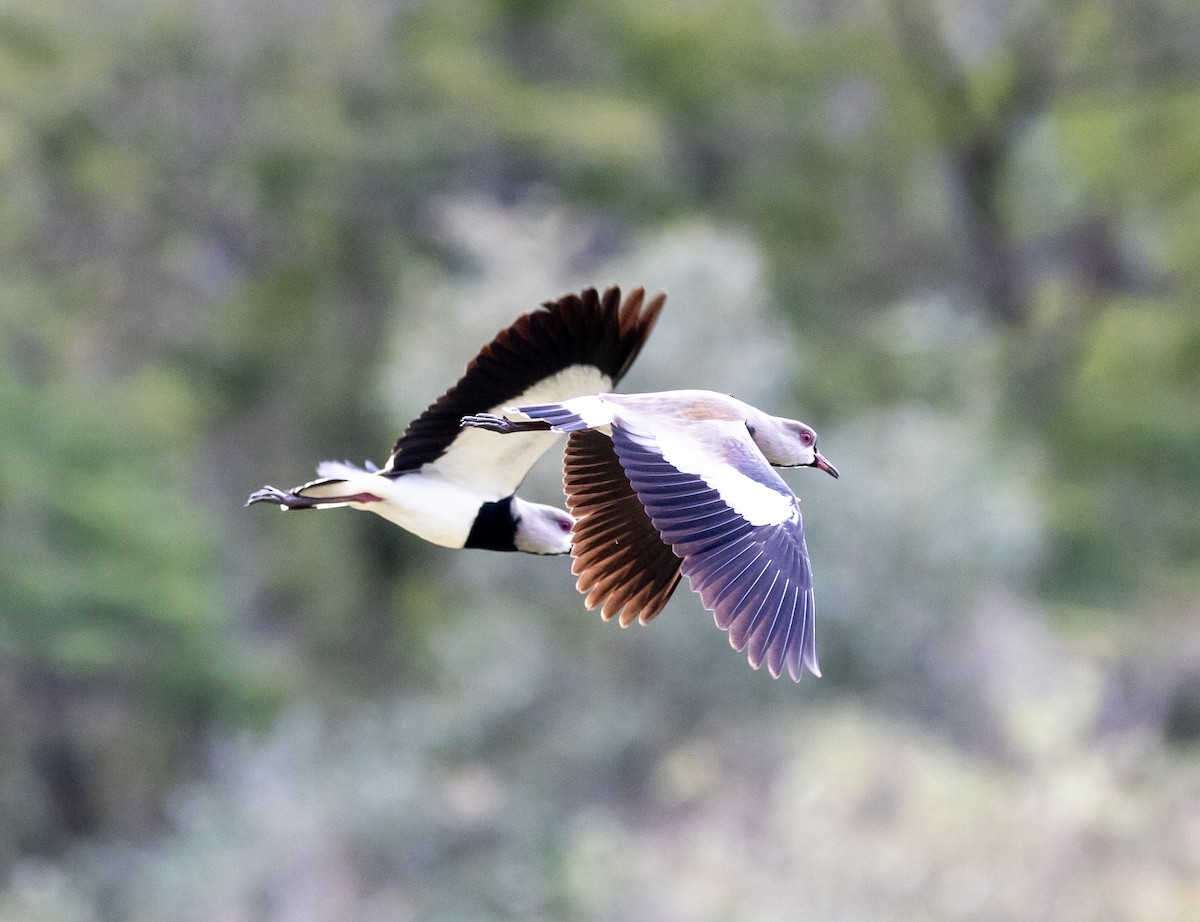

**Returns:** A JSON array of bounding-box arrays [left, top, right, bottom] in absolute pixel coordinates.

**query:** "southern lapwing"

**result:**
[[247, 287, 665, 554], [461, 391, 838, 679]]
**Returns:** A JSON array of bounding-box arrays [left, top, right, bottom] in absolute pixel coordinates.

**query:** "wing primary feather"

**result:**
[[715, 563, 771, 636], [743, 574, 788, 671], [699, 548, 762, 611], [690, 544, 760, 598], [386, 286, 664, 475], [768, 585, 800, 680]]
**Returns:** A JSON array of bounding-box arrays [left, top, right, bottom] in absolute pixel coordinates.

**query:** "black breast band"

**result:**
[[464, 495, 519, 552]]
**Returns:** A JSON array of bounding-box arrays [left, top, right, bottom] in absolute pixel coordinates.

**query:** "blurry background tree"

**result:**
[[1, 0, 1199, 918]]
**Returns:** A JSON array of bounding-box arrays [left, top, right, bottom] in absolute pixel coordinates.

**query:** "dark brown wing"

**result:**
[[384, 286, 665, 476], [563, 429, 683, 627]]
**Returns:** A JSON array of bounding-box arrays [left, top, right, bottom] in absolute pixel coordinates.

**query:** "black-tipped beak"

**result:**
[[812, 451, 839, 479]]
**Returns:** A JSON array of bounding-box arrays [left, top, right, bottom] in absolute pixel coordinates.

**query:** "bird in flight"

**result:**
[[462, 390, 838, 679], [247, 286, 665, 555]]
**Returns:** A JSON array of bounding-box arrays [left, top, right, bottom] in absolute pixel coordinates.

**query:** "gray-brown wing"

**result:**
[[563, 430, 683, 627]]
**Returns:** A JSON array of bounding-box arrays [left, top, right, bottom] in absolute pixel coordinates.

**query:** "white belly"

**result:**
[[355, 473, 486, 548]]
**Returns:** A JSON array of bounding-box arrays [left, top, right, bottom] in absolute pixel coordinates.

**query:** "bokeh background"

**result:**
[[3, 0, 1200, 918]]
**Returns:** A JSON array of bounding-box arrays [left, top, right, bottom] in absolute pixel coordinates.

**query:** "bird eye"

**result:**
[[800, 429, 815, 446], [559, 518, 573, 533]]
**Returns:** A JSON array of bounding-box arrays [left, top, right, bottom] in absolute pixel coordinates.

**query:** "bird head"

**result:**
[[512, 499, 575, 554], [784, 421, 839, 479]]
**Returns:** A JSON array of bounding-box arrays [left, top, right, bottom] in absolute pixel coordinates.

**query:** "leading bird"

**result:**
[[463, 390, 838, 680], [248, 286, 664, 554]]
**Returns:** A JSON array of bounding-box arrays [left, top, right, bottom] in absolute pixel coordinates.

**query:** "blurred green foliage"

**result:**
[[2, 0, 1200, 916]]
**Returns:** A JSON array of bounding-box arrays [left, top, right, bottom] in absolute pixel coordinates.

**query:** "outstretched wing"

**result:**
[[609, 422, 820, 681], [382, 287, 664, 499], [563, 430, 683, 626]]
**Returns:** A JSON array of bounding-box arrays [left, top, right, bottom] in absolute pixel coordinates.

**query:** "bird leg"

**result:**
[[460, 414, 552, 434], [245, 484, 382, 509]]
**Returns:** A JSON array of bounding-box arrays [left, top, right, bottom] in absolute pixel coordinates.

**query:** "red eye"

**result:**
[[800, 429, 815, 446]]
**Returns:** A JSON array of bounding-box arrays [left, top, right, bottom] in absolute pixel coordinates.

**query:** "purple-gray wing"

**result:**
[[609, 425, 820, 681]]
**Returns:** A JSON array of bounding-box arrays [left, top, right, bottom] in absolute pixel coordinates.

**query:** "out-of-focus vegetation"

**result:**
[[2, 0, 1199, 917]]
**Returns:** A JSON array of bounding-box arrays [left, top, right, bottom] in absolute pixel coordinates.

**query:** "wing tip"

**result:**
[[385, 283, 662, 474]]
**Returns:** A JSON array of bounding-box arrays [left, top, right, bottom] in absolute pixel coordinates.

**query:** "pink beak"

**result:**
[[812, 451, 839, 479]]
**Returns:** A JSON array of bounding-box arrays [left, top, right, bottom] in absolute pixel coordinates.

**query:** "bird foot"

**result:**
[[460, 413, 548, 434], [246, 485, 297, 507]]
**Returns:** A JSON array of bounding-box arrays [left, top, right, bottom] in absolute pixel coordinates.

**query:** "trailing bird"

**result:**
[[247, 286, 665, 555], [462, 391, 838, 679]]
